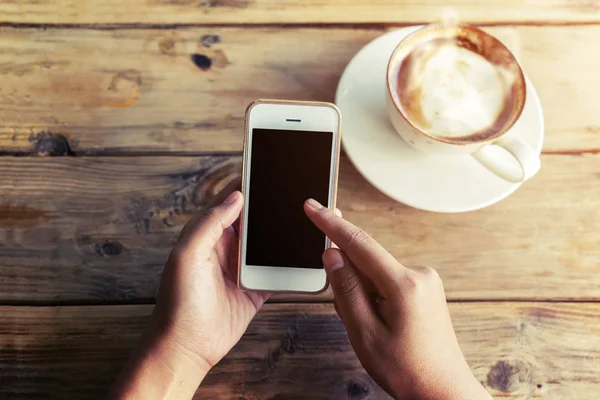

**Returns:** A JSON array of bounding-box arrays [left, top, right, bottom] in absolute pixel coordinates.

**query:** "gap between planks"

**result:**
[[1, 149, 599, 157], [2, 299, 600, 308], [2, 21, 600, 31]]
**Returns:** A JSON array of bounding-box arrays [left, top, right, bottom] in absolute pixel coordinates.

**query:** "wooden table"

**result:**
[[1, 1, 599, 399]]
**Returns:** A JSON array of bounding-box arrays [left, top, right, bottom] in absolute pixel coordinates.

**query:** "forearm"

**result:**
[[385, 364, 493, 400], [391, 381, 492, 400], [107, 321, 210, 400], [418, 376, 493, 400], [440, 380, 493, 400]]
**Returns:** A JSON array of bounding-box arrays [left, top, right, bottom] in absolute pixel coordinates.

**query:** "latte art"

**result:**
[[397, 40, 514, 139]]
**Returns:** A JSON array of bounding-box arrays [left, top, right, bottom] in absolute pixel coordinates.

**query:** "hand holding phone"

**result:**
[[108, 188, 270, 400], [238, 100, 342, 293]]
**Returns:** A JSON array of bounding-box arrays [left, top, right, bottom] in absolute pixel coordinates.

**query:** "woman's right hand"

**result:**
[[304, 199, 492, 400]]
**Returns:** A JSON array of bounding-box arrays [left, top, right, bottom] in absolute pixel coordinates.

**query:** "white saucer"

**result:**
[[335, 27, 544, 213]]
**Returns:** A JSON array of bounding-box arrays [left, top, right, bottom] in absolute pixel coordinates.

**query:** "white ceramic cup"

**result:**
[[385, 24, 540, 183]]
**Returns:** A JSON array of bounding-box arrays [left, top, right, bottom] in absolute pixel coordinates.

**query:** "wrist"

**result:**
[[108, 319, 211, 400], [146, 317, 213, 381], [148, 308, 218, 368]]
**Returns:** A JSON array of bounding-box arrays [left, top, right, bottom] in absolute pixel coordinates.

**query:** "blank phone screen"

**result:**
[[245, 128, 333, 268]]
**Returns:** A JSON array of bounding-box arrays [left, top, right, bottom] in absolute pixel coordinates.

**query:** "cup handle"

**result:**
[[472, 137, 541, 183]]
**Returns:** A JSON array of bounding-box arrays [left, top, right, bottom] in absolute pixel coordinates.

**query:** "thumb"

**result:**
[[178, 191, 243, 254], [323, 248, 376, 328]]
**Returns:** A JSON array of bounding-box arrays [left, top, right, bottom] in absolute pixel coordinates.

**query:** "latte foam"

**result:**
[[397, 40, 513, 139]]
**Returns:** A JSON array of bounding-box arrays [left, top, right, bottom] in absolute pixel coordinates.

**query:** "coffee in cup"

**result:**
[[386, 24, 540, 183]]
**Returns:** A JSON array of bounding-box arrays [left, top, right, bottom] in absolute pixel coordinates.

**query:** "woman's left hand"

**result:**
[[152, 188, 271, 369], [108, 185, 270, 400]]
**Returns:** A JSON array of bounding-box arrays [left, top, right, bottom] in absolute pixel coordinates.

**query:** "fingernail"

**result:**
[[323, 251, 345, 272], [224, 191, 239, 205], [306, 198, 324, 210]]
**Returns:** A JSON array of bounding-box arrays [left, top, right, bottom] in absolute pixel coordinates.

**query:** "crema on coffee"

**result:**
[[396, 38, 517, 141]]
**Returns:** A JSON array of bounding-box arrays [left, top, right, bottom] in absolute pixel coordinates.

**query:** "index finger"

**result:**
[[304, 199, 405, 296]]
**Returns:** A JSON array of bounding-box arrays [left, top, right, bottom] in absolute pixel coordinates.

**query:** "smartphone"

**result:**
[[238, 99, 342, 293]]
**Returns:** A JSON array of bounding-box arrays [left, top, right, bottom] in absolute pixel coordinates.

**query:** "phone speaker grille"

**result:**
[[285, 118, 301, 122]]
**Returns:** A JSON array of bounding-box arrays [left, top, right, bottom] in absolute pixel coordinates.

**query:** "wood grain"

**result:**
[[0, 154, 598, 303], [1, 26, 599, 154], [1, 0, 599, 25], [1, 303, 599, 399]]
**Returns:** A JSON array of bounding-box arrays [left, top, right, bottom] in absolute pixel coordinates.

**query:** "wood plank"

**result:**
[[0, 154, 598, 303], [1, 26, 599, 154], [340, 154, 600, 301], [1, 303, 599, 399], [1, 0, 599, 25]]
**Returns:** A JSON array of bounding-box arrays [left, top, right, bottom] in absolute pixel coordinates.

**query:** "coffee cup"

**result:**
[[385, 24, 540, 183]]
